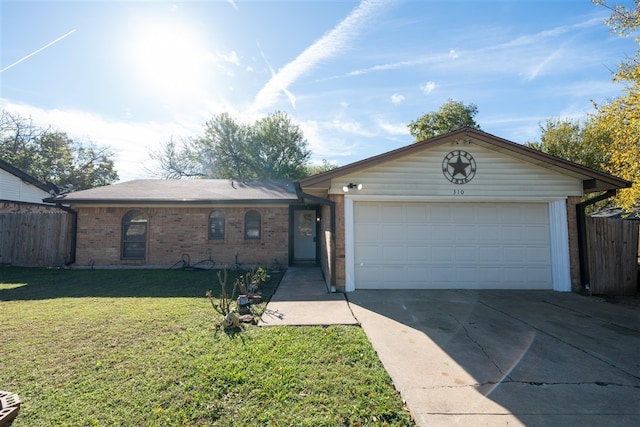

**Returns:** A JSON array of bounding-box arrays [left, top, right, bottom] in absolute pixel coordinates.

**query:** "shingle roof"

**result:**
[[45, 179, 298, 204]]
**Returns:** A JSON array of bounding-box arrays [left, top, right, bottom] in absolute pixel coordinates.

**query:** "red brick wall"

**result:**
[[74, 205, 290, 268], [331, 194, 346, 292]]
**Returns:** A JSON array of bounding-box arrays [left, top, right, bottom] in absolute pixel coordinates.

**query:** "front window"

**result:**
[[122, 210, 147, 260], [209, 210, 225, 241], [245, 210, 261, 240]]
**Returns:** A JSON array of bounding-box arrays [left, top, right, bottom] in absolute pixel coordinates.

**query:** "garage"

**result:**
[[353, 201, 551, 290], [298, 128, 631, 293]]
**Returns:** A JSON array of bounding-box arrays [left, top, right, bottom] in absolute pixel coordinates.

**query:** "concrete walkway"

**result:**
[[261, 267, 640, 426], [258, 266, 358, 326]]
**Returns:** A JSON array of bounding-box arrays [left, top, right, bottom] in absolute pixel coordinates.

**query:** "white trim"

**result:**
[[344, 197, 355, 292], [548, 199, 572, 292], [334, 194, 567, 203], [346, 198, 568, 292]]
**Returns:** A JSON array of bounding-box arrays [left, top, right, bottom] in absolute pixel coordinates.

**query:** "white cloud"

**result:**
[[298, 119, 359, 160], [390, 93, 405, 105], [332, 118, 376, 137], [421, 81, 436, 95], [377, 119, 409, 135], [1, 99, 200, 182], [249, 0, 395, 112], [449, 49, 459, 59], [222, 51, 241, 66]]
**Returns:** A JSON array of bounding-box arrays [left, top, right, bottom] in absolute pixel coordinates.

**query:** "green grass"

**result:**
[[0, 267, 414, 426]]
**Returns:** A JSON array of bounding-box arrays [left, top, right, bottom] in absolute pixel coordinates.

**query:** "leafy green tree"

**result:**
[[0, 109, 118, 190], [526, 118, 609, 171], [248, 111, 311, 179], [151, 111, 311, 180], [591, 0, 640, 209], [305, 159, 340, 176], [408, 99, 481, 142]]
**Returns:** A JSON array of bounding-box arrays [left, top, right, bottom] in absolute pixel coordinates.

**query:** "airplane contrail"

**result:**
[[0, 29, 77, 74]]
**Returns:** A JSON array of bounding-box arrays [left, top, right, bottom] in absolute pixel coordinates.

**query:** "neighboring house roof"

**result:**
[[0, 158, 50, 193], [45, 179, 298, 205], [299, 127, 632, 193], [591, 207, 640, 220]]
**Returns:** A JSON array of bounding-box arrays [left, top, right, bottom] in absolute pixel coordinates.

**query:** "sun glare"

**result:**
[[127, 20, 211, 104]]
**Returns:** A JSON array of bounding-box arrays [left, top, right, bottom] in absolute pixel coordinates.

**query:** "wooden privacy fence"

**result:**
[[586, 216, 639, 296], [0, 211, 72, 267]]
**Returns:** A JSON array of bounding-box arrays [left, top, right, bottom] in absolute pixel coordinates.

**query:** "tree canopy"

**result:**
[[530, 2, 639, 209], [526, 118, 609, 172], [408, 99, 481, 142], [149, 111, 312, 180], [591, 0, 640, 209], [0, 109, 118, 191]]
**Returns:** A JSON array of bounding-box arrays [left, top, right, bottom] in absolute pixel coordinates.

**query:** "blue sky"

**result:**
[[1, 0, 636, 182]]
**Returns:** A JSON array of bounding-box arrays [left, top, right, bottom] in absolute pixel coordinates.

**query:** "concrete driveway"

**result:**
[[348, 290, 640, 426]]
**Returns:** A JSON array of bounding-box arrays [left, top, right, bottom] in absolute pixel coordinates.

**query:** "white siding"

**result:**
[[0, 168, 49, 204], [330, 142, 583, 199]]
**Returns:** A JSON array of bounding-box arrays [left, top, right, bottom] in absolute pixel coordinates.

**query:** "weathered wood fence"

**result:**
[[586, 216, 639, 296], [0, 211, 72, 267]]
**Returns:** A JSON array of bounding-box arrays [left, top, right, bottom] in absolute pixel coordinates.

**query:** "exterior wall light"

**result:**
[[342, 183, 363, 192]]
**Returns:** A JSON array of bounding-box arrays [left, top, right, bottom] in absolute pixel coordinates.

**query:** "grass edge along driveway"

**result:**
[[0, 268, 414, 426]]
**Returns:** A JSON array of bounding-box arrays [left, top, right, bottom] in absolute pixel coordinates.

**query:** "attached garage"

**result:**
[[297, 128, 631, 293], [353, 201, 551, 290]]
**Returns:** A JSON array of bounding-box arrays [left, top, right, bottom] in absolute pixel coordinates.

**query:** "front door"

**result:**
[[294, 210, 317, 261]]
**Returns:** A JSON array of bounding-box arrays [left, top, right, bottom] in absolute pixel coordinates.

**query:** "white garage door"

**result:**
[[354, 202, 552, 289]]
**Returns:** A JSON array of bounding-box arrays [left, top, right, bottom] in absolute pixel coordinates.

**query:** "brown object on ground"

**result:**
[[0, 390, 21, 427]]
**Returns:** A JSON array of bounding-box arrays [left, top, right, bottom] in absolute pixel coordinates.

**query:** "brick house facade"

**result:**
[[74, 205, 291, 268], [46, 129, 629, 292], [49, 179, 308, 269]]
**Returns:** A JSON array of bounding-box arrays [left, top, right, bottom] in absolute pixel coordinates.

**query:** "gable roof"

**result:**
[[0, 158, 50, 193], [45, 179, 298, 205], [299, 128, 631, 193]]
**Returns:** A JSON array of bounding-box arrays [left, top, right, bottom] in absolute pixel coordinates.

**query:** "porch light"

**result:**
[[342, 183, 362, 192]]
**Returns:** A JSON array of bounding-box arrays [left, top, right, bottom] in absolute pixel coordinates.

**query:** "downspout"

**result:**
[[294, 182, 337, 292], [54, 203, 77, 266], [576, 189, 617, 290]]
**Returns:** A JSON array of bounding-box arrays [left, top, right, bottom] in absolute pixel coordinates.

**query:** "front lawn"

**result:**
[[0, 268, 413, 426]]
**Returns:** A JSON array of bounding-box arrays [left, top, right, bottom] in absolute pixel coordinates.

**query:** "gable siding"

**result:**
[[328, 143, 583, 199], [0, 168, 49, 204]]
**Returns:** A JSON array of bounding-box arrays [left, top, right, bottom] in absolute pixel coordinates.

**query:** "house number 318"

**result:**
[[453, 189, 464, 195]]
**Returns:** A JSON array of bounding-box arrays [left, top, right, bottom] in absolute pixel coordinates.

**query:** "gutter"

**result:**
[[293, 182, 337, 292], [576, 189, 617, 290]]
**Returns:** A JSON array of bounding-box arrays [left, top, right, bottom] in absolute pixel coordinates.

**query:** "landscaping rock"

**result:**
[[238, 314, 255, 324]]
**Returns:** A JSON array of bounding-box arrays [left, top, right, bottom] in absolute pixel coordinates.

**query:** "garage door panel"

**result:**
[[431, 246, 454, 262], [354, 202, 552, 290], [355, 224, 380, 241], [382, 224, 405, 240], [406, 224, 429, 241], [382, 205, 404, 220], [407, 246, 430, 261], [382, 245, 406, 261]]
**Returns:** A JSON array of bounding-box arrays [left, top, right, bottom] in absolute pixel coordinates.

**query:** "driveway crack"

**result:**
[[451, 315, 509, 379]]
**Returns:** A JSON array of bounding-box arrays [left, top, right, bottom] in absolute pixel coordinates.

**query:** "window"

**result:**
[[121, 210, 147, 260], [209, 210, 225, 241], [245, 210, 261, 240]]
